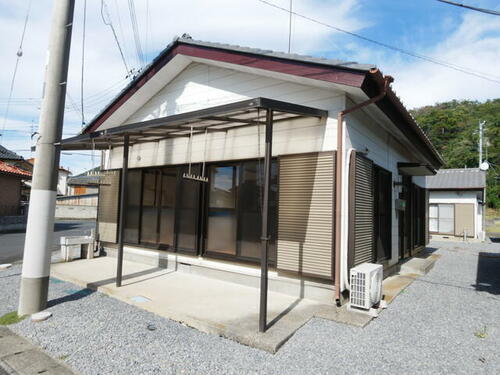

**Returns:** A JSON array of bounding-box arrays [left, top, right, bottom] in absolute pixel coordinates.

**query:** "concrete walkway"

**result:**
[[51, 257, 371, 352], [0, 327, 74, 375]]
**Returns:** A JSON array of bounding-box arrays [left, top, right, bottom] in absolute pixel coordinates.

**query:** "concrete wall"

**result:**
[[429, 190, 483, 239], [55, 205, 97, 220], [0, 215, 27, 232], [0, 174, 21, 215], [105, 62, 344, 169]]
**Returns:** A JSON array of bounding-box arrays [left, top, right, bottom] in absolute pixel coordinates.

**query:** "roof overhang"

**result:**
[[398, 162, 436, 176], [78, 37, 443, 169], [60, 97, 327, 150]]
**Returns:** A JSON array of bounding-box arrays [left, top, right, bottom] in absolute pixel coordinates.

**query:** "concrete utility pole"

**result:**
[[18, 0, 75, 315], [479, 120, 485, 167]]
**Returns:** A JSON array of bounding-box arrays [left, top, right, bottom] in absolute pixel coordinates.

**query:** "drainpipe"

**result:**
[[334, 71, 393, 304]]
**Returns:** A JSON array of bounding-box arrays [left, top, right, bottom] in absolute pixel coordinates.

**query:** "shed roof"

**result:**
[[425, 168, 486, 190]]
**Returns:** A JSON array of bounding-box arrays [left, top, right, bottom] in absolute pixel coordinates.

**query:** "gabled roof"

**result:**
[[0, 160, 32, 179], [67, 167, 101, 186], [425, 168, 486, 190], [0, 145, 23, 160], [78, 35, 443, 168]]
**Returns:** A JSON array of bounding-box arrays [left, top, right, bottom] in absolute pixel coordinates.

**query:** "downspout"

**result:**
[[334, 72, 394, 304]]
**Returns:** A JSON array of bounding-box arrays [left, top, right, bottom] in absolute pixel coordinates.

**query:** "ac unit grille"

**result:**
[[350, 271, 367, 309]]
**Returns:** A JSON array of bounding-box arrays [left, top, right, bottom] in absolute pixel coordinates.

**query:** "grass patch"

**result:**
[[0, 311, 27, 325], [58, 354, 70, 361], [474, 326, 488, 339]]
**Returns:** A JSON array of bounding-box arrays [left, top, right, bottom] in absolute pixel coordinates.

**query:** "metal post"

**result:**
[[259, 109, 273, 333], [478, 120, 485, 168], [116, 134, 129, 287], [18, 0, 75, 315]]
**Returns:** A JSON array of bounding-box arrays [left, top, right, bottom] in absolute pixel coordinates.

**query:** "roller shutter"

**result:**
[[277, 152, 334, 280], [351, 154, 374, 266], [97, 170, 120, 243]]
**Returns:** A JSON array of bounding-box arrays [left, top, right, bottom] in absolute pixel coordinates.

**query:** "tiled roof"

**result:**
[[0, 145, 23, 160], [425, 168, 486, 189], [0, 160, 32, 178]]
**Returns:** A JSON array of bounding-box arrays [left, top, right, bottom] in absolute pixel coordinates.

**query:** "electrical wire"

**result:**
[[81, 0, 87, 126], [0, 0, 33, 143], [127, 0, 145, 67], [101, 0, 130, 76], [437, 0, 500, 16], [256, 0, 500, 85]]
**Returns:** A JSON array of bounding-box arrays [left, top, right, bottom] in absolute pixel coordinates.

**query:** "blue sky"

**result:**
[[0, 0, 499, 174]]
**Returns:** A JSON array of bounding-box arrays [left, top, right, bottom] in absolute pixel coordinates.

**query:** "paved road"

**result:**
[[0, 220, 96, 264]]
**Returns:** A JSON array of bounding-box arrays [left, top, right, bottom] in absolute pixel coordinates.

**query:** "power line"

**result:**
[[437, 0, 500, 16], [256, 0, 500, 85], [101, 0, 131, 76], [0, 0, 33, 143], [288, 0, 292, 53], [81, 0, 87, 126], [128, 0, 145, 67]]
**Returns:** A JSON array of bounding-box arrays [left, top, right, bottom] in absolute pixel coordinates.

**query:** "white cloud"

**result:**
[[383, 12, 500, 109]]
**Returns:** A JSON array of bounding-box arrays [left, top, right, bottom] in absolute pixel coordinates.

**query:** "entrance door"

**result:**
[[374, 166, 392, 262]]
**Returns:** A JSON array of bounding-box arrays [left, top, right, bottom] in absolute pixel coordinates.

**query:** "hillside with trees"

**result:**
[[410, 99, 499, 208]]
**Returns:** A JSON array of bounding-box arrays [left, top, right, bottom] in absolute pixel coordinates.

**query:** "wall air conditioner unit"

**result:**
[[350, 263, 383, 310]]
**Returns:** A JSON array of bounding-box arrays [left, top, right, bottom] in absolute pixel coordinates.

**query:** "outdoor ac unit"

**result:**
[[350, 263, 383, 310]]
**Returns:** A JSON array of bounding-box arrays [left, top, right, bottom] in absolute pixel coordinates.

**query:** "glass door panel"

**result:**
[[159, 168, 177, 248], [140, 170, 160, 245], [206, 165, 238, 255], [176, 165, 201, 253], [238, 160, 277, 262], [124, 169, 142, 244]]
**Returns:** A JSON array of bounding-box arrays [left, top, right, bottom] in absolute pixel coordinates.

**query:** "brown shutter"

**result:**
[[97, 170, 121, 243], [277, 152, 334, 280], [454, 203, 475, 238], [352, 154, 374, 266], [424, 189, 430, 244]]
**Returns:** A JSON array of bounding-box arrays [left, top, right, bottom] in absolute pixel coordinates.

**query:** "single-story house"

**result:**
[[60, 36, 443, 330], [67, 167, 101, 196], [0, 160, 32, 216], [425, 168, 486, 240]]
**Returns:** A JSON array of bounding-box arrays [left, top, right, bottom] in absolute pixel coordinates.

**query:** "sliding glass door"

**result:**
[[204, 160, 277, 263]]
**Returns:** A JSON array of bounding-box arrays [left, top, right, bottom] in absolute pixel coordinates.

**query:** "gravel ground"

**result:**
[[0, 240, 499, 375]]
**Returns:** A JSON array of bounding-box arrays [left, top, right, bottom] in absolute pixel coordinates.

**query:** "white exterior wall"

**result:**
[[429, 190, 483, 239], [345, 102, 417, 266], [105, 63, 344, 169], [57, 170, 69, 196]]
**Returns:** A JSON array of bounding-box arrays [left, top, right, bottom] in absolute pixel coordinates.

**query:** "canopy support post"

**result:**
[[116, 134, 129, 287], [259, 109, 273, 333]]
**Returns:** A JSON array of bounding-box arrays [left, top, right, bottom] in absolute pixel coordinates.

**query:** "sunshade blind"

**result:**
[[277, 152, 334, 280], [97, 170, 121, 243], [352, 154, 374, 266]]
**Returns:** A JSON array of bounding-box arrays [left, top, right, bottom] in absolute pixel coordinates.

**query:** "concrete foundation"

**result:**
[[51, 257, 371, 352], [104, 245, 336, 304]]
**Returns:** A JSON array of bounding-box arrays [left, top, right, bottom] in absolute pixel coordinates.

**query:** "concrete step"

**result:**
[[399, 254, 440, 276]]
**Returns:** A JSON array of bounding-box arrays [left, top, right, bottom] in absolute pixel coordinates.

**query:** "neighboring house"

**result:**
[[60, 36, 443, 316], [0, 160, 32, 216], [27, 158, 71, 196], [67, 167, 100, 195], [425, 168, 486, 240], [0, 146, 32, 203]]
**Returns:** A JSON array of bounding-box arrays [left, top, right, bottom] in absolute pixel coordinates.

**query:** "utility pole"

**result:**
[[18, 0, 75, 315], [479, 120, 485, 167]]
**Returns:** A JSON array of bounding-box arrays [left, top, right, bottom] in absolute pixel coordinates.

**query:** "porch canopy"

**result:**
[[60, 97, 327, 151], [60, 97, 327, 333]]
